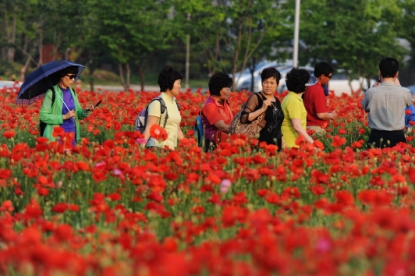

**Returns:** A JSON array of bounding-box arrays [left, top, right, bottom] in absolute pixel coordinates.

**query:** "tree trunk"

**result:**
[[231, 24, 243, 91], [139, 68, 145, 91], [38, 28, 43, 66], [20, 55, 32, 82], [119, 63, 130, 92], [126, 63, 131, 91], [6, 6, 17, 63], [3, 2, 17, 63], [249, 57, 257, 92]]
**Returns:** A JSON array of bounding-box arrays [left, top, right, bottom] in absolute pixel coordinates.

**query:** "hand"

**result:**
[[63, 110, 76, 120], [330, 110, 338, 119], [261, 99, 273, 111], [84, 105, 96, 113]]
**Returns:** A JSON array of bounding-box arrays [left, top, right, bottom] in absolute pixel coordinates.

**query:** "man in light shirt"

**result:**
[[362, 58, 413, 148]]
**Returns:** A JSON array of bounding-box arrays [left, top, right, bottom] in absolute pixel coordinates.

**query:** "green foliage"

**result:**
[[286, 0, 407, 79]]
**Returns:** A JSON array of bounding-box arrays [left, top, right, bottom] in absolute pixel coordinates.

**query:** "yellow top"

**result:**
[[281, 92, 307, 148], [147, 93, 181, 149]]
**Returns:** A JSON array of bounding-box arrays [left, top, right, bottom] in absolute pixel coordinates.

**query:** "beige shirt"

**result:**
[[147, 93, 181, 149], [362, 82, 413, 131]]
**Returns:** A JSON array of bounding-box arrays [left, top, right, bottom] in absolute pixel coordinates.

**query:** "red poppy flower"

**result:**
[[52, 203, 69, 213], [0, 169, 12, 179], [2, 130, 15, 139], [407, 167, 415, 184], [150, 124, 168, 141], [310, 185, 325, 196], [52, 126, 65, 138], [314, 140, 325, 150], [331, 135, 346, 147], [335, 190, 354, 206], [108, 193, 121, 201]]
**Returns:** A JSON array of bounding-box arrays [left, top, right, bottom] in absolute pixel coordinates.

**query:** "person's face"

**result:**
[[219, 86, 231, 100], [321, 73, 332, 85], [170, 79, 181, 96], [262, 77, 278, 95], [60, 73, 76, 88]]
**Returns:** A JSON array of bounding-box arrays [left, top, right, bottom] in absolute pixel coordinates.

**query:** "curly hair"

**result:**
[[208, 72, 233, 96], [158, 66, 183, 92], [286, 68, 310, 93], [260, 67, 281, 83]]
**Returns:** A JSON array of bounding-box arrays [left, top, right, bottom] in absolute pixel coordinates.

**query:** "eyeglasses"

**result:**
[[66, 74, 76, 80], [325, 74, 333, 79]]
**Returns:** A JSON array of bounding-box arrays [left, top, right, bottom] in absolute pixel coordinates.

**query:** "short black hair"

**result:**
[[260, 67, 281, 83], [208, 72, 232, 96], [158, 66, 183, 92], [379, 58, 399, 78], [60, 66, 78, 78], [314, 62, 333, 78], [286, 68, 310, 93]]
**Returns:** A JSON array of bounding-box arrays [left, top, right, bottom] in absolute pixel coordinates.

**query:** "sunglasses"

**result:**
[[66, 74, 76, 80], [325, 74, 333, 79]]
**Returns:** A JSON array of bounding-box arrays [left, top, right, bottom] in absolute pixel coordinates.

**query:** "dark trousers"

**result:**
[[367, 129, 406, 148]]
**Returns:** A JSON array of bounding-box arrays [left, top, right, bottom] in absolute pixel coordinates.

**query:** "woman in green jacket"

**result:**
[[39, 66, 95, 146]]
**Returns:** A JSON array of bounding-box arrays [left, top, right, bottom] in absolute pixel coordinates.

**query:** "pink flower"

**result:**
[[136, 138, 147, 145], [56, 181, 63, 188], [113, 169, 122, 176], [220, 179, 232, 194]]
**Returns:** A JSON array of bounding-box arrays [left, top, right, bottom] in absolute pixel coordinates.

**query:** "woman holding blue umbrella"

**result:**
[[17, 60, 98, 147], [39, 65, 95, 146]]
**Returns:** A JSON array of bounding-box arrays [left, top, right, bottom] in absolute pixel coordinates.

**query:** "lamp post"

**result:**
[[293, 0, 300, 67]]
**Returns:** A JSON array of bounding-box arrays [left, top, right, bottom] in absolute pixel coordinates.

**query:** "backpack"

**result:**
[[39, 88, 56, 136], [194, 112, 204, 147], [135, 96, 180, 133]]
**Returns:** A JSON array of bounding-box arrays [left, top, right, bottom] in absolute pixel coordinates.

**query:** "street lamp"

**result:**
[[293, 0, 300, 67]]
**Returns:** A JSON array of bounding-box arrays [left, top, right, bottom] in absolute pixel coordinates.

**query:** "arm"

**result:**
[[240, 94, 271, 123], [202, 102, 231, 132], [291, 118, 314, 144], [213, 120, 230, 133], [178, 127, 185, 140], [246, 106, 267, 122], [39, 90, 64, 124], [361, 93, 369, 112], [142, 115, 160, 145], [317, 111, 337, 120]]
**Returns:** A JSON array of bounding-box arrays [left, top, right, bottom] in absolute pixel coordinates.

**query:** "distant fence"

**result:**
[[400, 67, 415, 87]]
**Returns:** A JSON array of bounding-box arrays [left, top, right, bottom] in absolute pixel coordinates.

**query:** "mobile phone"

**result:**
[[94, 100, 102, 107]]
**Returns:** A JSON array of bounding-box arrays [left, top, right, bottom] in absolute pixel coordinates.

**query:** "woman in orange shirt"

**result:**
[[201, 72, 234, 151]]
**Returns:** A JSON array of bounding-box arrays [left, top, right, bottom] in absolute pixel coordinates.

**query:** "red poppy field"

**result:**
[[1, 84, 415, 275]]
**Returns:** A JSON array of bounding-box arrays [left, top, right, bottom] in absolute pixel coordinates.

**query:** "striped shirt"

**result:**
[[362, 82, 413, 131]]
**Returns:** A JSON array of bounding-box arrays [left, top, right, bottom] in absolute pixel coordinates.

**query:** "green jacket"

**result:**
[[39, 85, 89, 142]]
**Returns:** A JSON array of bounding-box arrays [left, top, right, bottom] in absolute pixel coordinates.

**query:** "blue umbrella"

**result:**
[[16, 60, 86, 105]]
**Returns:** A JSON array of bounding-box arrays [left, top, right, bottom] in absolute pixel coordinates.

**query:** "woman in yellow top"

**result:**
[[142, 66, 184, 150], [281, 68, 315, 148]]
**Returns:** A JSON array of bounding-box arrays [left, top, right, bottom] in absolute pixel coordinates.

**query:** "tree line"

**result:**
[[1, 0, 415, 91]]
